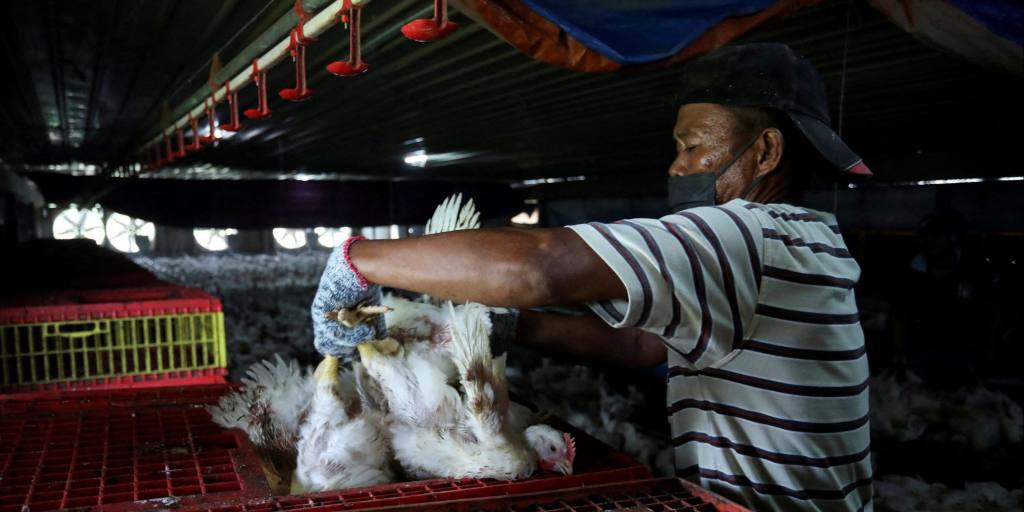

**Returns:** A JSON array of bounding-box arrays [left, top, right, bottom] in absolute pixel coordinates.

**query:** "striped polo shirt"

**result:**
[[568, 199, 872, 512]]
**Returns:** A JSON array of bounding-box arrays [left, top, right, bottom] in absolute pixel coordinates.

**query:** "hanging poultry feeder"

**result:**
[[401, 0, 458, 42], [186, 111, 203, 152], [173, 126, 187, 159], [327, 0, 370, 76], [198, 96, 218, 144], [243, 59, 273, 119], [163, 133, 176, 164], [219, 81, 243, 132], [279, 0, 316, 101]]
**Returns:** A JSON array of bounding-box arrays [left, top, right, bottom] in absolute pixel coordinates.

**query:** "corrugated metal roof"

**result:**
[[1, 1, 1020, 183]]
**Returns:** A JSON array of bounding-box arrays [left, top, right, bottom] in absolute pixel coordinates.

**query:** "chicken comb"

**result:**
[[564, 433, 576, 464]]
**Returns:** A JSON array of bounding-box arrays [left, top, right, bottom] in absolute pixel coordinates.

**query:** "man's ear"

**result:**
[[755, 128, 785, 177]]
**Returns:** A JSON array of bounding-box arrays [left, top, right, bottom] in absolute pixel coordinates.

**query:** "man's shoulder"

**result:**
[[659, 200, 764, 234], [661, 199, 757, 220], [733, 200, 842, 234]]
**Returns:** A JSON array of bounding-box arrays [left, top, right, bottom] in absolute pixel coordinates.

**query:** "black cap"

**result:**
[[677, 42, 871, 177]]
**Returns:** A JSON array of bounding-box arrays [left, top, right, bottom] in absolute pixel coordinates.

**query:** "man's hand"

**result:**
[[311, 237, 387, 357]]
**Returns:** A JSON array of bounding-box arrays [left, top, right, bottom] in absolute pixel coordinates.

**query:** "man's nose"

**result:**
[[668, 155, 687, 176]]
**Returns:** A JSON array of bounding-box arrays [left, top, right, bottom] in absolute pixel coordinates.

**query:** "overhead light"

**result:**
[[32, 162, 101, 176], [404, 150, 429, 167], [413, 151, 480, 165], [512, 176, 587, 188], [846, 176, 1024, 189], [511, 208, 539, 225]]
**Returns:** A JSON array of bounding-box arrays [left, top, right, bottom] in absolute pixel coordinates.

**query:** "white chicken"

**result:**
[[869, 369, 1024, 451], [207, 354, 395, 494], [381, 293, 459, 384], [358, 302, 576, 479], [869, 369, 941, 443], [213, 193, 574, 492], [291, 356, 395, 493], [874, 474, 1024, 512], [207, 355, 313, 493]]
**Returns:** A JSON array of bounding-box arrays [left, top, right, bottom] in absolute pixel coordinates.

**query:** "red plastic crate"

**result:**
[[0, 385, 268, 512], [0, 384, 656, 512], [1, 286, 227, 393]]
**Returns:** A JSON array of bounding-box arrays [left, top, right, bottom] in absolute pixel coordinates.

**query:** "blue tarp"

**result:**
[[520, 0, 1022, 65], [947, 0, 1024, 45], [518, 0, 780, 65]]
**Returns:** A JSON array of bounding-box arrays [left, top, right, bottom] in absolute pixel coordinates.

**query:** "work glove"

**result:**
[[311, 237, 387, 357], [488, 308, 519, 357]]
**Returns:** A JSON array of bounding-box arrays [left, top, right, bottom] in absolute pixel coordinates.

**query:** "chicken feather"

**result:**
[[447, 302, 508, 439], [207, 355, 312, 493], [360, 301, 575, 480], [291, 357, 394, 493]]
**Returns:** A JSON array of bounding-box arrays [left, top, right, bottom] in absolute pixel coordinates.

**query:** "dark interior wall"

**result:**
[[539, 181, 1023, 234], [0, 192, 43, 245], [804, 182, 1024, 233]]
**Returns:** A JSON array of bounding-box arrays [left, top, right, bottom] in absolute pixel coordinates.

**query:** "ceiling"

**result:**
[[2, 0, 1021, 185]]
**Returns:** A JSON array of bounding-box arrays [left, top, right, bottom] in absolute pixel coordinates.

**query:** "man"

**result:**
[[312, 43, 873, 511]]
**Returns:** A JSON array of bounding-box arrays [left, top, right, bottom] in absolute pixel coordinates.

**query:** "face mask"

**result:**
[[666, 135, 761, 214], [666, 171, 716, 212]]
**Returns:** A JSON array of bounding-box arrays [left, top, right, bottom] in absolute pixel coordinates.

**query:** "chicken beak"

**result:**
[[314, 355, 339, 385], [554, 461, 573, 476]]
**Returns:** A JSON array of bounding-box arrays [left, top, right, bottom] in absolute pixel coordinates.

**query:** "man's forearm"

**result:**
[[516, 310, 667, 368], [348, 227, 625, 308]]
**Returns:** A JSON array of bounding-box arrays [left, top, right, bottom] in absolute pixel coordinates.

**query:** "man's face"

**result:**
[[667, 103, 758, 203]]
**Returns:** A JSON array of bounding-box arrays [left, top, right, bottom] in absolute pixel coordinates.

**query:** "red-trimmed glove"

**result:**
[[311, 237, 386, 357]]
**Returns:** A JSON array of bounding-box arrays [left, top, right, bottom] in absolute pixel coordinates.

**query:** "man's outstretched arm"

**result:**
[[349, 227, 626, 308], [516, 310, 667, 368]]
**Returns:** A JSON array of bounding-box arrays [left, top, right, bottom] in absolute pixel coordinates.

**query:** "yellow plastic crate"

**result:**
[[0, 286, 227, 392]]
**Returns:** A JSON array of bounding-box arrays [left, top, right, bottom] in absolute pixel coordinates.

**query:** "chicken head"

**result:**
[[525, 425, 576, 475]]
